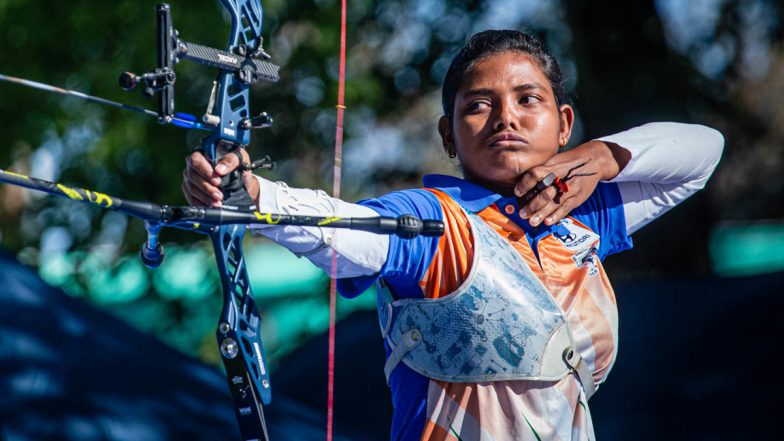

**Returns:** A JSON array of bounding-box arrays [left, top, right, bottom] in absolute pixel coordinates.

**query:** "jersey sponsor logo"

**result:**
[[555, 218, 600, 276], [556, 232, 577, 243], [572, 244, 600, 276]]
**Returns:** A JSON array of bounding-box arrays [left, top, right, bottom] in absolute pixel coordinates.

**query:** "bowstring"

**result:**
[[327, 0, 347, 439]]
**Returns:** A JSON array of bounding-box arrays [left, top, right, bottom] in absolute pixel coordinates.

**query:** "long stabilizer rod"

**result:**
[[0, 168, 444, 238]]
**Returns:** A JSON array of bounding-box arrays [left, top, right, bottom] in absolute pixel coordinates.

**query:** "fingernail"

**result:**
[[211, 177, 221, 186], [545, 217, 554, 225], [212, 192, 222, 200], [530, 215, 540, 225], [519, 209, 529, 218], [216, 164, 227, 174]]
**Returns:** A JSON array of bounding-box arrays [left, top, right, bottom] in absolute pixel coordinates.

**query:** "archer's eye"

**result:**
[[466, 100, 490, 112], [520, 95, 542, 105]]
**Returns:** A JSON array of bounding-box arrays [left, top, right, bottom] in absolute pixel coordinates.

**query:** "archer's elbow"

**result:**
[[690, 124, 725, 190], [701, 125, 724, 168]]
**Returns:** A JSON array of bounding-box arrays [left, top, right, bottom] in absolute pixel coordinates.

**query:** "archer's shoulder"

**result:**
[[356, 188, 443, 220]]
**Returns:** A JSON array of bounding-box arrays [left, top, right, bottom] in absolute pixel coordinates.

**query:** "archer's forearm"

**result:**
[[248, 175, 389, 277], [596, 122, 724, 234]]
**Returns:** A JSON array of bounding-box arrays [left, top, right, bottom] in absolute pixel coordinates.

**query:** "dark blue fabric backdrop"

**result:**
[[1, 249, 782, 440]]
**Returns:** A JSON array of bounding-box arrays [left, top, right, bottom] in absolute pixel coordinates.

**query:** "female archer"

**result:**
[[183, 30, 722, 441]]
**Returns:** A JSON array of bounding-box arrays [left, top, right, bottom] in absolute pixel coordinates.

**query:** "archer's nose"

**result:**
[[493, 99, 519, 131]]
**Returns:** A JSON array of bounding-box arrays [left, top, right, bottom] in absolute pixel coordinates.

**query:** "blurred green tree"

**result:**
[[1, 0, 783, 359]]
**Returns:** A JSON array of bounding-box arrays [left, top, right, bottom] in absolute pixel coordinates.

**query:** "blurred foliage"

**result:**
[[710, 222, 784, 276], [1, 0, 784, 362]]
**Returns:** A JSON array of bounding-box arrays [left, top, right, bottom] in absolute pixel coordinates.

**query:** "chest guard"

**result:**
[[378, 211, 595, 397]]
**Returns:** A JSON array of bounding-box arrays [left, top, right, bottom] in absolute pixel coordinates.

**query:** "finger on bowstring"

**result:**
[[519, 186, 557, 219]]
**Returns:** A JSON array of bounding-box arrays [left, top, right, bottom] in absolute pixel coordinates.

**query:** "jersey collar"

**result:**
[[422, 173, 571, 241], [422, 174, 503, 213]]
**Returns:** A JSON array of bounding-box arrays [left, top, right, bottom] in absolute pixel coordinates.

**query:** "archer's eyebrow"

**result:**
[[461, 82, 548, 98], [514, 82, 547, 93]]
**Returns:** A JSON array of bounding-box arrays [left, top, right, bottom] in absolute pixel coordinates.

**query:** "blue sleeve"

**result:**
[[570, 182, 633, 261], [336, 189, 443, 299]]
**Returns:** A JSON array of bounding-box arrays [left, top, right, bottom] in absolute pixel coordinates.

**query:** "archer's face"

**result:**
[[439, 52, 573, 193]]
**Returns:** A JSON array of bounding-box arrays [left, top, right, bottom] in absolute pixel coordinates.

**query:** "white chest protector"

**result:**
[[377, 211, 596, 398]]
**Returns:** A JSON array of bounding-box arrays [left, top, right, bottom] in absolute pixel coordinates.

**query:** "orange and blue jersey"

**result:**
[[338, 174, 632, 441]]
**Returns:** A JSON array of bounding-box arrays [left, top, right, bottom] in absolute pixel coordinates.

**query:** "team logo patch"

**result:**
[[554, 218, 600, 276]]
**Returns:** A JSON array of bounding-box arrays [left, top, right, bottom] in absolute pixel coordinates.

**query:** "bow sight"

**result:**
[[120, 2, 280, 211], [0, 1, 444, 440], [118, 3, 281, 439], [118, 3, 278, 126]]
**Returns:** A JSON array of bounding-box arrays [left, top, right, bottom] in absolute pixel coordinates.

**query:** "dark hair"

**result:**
[[441, 30, 564, 119]]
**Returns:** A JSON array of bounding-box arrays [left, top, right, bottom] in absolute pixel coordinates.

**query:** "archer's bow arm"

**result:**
[[248, 176, 390, 278]]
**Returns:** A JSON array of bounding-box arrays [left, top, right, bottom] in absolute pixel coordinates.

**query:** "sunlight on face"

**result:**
[[441, 52, 573, 193]]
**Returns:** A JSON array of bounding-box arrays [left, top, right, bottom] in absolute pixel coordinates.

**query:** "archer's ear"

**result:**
[[558, 104, 575, 146], [438, 116, 454, 156]]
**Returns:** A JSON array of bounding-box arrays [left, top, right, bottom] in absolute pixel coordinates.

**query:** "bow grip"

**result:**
[[214, 148, 257, 211]]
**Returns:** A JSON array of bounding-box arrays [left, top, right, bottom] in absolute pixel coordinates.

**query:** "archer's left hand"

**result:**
[[182, 148, 260, 207], [514, 141, 629, 227]]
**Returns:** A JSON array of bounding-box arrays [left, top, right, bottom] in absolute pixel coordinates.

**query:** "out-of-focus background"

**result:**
[[1, 0, 782, 440]]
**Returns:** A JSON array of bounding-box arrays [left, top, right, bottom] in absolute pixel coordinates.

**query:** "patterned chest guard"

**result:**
[[377, 211, 596, 398]]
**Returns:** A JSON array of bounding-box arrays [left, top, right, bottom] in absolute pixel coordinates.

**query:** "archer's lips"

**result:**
[[487, 131, 528, 147]]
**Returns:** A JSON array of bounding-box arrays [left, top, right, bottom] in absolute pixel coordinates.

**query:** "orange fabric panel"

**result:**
[[419, 189, 474, 299], [414, 190, 620, 440]]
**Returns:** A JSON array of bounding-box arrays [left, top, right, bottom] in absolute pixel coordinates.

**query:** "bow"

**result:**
[[127, 3, 279, 439], [0, 1, 443, 439]]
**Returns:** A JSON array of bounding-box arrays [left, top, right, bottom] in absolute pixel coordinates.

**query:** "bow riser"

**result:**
[[198, 1, 272, 439], [0, 2, 444, 440], [147, 2, 274, 439]]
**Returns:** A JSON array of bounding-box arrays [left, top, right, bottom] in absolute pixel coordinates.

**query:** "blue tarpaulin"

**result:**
[[2, 248, 783, 440]]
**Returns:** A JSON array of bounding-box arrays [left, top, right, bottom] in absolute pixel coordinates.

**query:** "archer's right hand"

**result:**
[[182, 150, 260, 207]]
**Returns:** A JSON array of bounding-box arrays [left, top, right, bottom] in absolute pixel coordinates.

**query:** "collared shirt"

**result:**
[[249, 122, 723, 440], [338, 174, 631, 441]]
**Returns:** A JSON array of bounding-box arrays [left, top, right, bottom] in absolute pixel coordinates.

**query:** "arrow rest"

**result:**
[[119, 3, 281, 439], [0, 1, 443, 439]]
